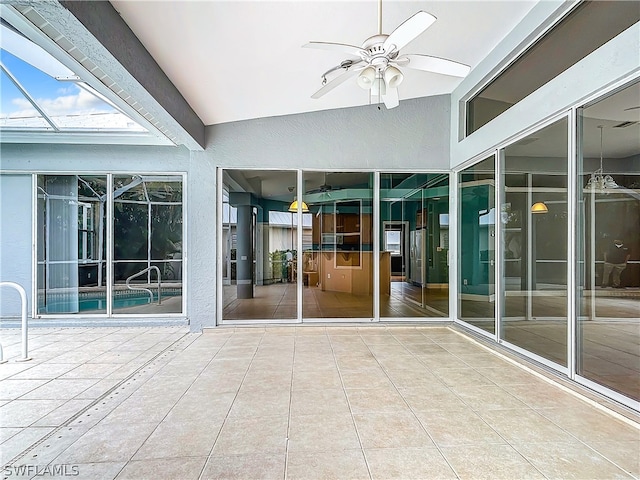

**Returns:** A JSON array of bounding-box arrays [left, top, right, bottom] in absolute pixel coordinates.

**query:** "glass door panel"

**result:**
[[380, 173, 449, 318], [221, 169, 297, 321], [303, 172, 373, 319], [458, 157, 496, 334], [500, 118, 568, 366], [577, 81, 640, 402], [112, 175, 183, 314]]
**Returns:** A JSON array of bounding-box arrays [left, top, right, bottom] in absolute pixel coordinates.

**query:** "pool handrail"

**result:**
[[125, 266, 162, 305], [0, 281, 32, 362]]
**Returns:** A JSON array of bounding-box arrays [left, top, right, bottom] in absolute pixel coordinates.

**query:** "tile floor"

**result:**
[[0, 325, 638, 479]]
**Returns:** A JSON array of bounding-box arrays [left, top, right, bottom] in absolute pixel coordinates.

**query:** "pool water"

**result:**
[[39, 293, 173, 313]]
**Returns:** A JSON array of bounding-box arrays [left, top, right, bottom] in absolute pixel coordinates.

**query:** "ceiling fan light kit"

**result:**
[[303, 2, 470, 109]]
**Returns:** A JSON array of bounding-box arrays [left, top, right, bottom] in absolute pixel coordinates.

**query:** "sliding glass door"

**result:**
[[458, 157, 496, 334]]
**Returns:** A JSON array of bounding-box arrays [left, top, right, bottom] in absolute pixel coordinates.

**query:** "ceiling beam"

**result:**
[[32, 0, 205, 150]]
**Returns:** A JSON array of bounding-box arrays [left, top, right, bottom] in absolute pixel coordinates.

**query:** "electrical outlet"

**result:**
[[463, 278, 468, 285], [327, 273, 331, 279]]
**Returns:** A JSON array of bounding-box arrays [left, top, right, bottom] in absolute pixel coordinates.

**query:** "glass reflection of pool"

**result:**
[[38, 291, 180, 313]]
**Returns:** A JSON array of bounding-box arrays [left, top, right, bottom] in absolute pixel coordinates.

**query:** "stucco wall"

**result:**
[[0, 174, 32, 317], [208, 95, 451, 171]]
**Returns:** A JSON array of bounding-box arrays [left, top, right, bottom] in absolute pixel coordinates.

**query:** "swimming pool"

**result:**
[[38, 290, 180, 314]]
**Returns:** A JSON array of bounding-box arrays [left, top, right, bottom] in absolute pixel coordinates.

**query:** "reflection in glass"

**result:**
[[112, 175, 183, 314], [221, 170, 298, 321], [37, 175, 107, 313], [303, 172, 374, 319], [500, 118, 568, 366], [458, 157, 496, 333], [578, 82, 640, 401], [380, 173, 449, 318]]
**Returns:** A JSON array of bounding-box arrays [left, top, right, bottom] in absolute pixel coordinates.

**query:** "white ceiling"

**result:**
[[109, 0, 538, 126]]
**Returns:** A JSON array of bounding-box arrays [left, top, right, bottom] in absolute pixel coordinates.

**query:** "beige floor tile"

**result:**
[[432, 367, 496, 387], [476, 366, 545, 385], [515, 441, 635, 479], [189, 373, 245, 394], [59, 363, 124, 379], [21, 379, 99, 400], [14, 425, 92, 467], [288, 413, 360, 453], [116, 456, 207, 480], [450, 384, 529, 411], [417, 353, 471, 370], [0, 427, 22, 444], [340, 368, 393, 389], [383, 367, 442, 388], [74, 378, 122, 400], [346, 387, 409, 414], [364, 447, 457, 480], [32, 398, 94, 427], [228, 387, 290, 417], [0, 379, 48, 400], [202, 453, 285, 479], [416, 409, 506, 447], [285, 449, 369, 480], [501, 380, 589, 410], [0, 399, 67, 427], [398, 386, 469, 412], [441, 443, 546, 480], [539, 406, 640, 443], [478, 408, 581, 445], [97, 396, 176, 426], [133, 419, 223, 459], [10, 364, 79, 380], [586, 440, 640, 477], [292, 368, 343, 390], [290, 387, 351, 416], [0, 427, 54, 465], [354, 412, 434, 449], [212, 415, 288, 456], [54, 421, 158, 463]]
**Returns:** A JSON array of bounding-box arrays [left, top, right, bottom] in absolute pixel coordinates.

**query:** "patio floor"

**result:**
[[0, 325, 638, 479]]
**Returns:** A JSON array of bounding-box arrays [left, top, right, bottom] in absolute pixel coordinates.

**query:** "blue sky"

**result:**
[[1, 49, 114, 119]]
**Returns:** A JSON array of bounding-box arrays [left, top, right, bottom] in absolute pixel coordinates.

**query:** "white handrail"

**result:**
[[0, 281, 31, 362], [125, 266, 162, 305]]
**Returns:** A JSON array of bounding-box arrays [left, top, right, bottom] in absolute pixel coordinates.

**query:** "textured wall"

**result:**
[[0, 175, 32, 316], [208, 95, 451, 171]]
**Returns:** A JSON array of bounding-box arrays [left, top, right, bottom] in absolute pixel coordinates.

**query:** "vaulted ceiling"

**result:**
[[109, 1, 538, 126]]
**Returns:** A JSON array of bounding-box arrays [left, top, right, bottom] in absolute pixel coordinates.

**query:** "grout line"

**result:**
[[448, 326, 640, 429], [327, 330, 373, 480], [2, 330, 193, 470], [197, 329, 265, 480]]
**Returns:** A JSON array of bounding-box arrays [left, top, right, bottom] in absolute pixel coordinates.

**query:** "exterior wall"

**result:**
[[0, 174, 32, 316], [207, 95, 451, 171], [450, 3, 640, 168], [0, 94, 450, 330], [0, 143, 217, 332]]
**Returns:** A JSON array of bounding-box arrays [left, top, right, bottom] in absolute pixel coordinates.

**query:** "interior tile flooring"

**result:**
[[0, 325, 639, 480]]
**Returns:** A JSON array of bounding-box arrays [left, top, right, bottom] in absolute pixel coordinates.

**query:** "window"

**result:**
[[466, 1, 640, 135]]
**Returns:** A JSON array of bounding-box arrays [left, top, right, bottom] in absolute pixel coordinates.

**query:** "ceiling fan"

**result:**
[[303, 0, 471, 109]]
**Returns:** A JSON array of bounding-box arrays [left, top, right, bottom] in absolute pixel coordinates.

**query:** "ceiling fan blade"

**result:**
[[311, 66, 363, 99], [383, 11, 436, 53], [303, 42, 366, 58], [395, 54, 470, 77], [382, 87, 399, 109]]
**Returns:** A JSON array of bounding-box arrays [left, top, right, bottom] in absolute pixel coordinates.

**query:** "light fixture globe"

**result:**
[[288, 199, 309, 212], [357, 66, 376, 89], [531, 202, 548, 214], [384, 66, 404, 88]]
